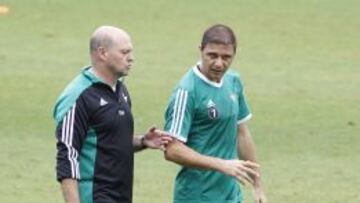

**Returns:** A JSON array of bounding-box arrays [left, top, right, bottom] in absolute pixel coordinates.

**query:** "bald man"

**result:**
[[53, 26, 171, 203]]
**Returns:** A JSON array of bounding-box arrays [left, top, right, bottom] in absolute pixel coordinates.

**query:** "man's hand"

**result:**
[[61, 179, 80, 203], [143, 126, 173, 150], [253, 184, 267, 203], [220, 160, 260, 186]]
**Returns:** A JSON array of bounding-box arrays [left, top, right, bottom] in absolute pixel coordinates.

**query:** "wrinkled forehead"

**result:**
[[202, 43, 235, 55], [112, 34, 133, 50]]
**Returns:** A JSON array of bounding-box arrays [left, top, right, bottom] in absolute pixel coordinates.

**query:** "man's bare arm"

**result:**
[[133, 127, 173, 152], [237, 123, 259, 181], [61, 179, 80, 203], [164, 139, 259, 186], [237, 123, 257, 159], [133, 135, 146, 152], [237, 122, 267, 203]]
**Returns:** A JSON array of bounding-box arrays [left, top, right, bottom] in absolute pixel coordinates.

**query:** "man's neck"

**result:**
[[90, 66, 118, 87], [197, 65, 221, 83]]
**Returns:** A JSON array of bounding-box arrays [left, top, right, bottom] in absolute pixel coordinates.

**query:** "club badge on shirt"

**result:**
[[207, 99, 219, 120], [230, 93, 237, 102]]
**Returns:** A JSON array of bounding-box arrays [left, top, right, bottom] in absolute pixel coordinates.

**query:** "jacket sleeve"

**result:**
[[55, 96, 89, 182]]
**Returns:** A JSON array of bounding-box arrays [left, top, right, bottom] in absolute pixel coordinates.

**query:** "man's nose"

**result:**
[[214, 58, 223, 68], [128, 53, 135, 63]]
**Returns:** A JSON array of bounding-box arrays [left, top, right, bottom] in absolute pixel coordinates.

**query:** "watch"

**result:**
[[140, 135, 148, 149]]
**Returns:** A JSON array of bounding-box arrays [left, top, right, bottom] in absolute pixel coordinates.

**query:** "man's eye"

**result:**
[[222, 55, 231, 60], [121, 50, 131, 54], [208, 54, 217, 59]]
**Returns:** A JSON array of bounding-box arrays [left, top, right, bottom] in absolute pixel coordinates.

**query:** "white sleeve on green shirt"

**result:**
[[237, 90, 252, 124], [164, 88, 193, 142], [235, 76, 252, 124]]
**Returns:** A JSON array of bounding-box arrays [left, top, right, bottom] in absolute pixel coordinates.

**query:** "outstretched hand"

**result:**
[[221, 160, 260, 186], [221, 159, 267, 202], [143, 126, 173, 150]]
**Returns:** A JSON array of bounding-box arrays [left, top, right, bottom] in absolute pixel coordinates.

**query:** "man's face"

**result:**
[[200, 43, 235, 82], [105, 37, 134, 77]]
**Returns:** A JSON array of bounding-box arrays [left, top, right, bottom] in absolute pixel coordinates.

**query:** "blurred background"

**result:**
[[0, 0, 359, 202]]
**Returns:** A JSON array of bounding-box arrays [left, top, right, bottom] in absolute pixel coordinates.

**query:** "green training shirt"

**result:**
[[164, 63, 252, 203]]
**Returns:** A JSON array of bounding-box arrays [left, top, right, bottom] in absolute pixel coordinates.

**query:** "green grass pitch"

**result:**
[[0, 0, 359, 202]]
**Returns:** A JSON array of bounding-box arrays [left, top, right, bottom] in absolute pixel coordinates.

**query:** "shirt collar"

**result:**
[[192, 61, 224, 88], [86, 66, 121, 92], [82, 66, 102, 83]]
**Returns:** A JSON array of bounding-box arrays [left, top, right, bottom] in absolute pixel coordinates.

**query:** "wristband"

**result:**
[[140, 135, 148, 149]]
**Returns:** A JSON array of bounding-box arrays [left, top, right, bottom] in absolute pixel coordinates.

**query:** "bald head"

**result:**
[[90, 26, 131, 53], [89, 26, 134, 78]]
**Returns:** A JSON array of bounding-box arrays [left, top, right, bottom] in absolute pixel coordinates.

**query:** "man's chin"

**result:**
[[117, 73, 128, 78], [116, 70, 129, 78], [210, 73, 223, 83]]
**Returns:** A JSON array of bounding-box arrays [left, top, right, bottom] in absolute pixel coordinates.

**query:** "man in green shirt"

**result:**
[[164, 24, 267, 203]]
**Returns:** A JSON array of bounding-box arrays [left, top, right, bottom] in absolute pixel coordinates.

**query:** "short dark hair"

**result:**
[[200, 24, 237, 52]]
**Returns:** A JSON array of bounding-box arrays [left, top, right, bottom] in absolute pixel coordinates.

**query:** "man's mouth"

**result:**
[[211, 70, 223, 75]]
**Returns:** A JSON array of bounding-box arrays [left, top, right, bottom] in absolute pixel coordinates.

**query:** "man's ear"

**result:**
[[98, 47, 107, 61]]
